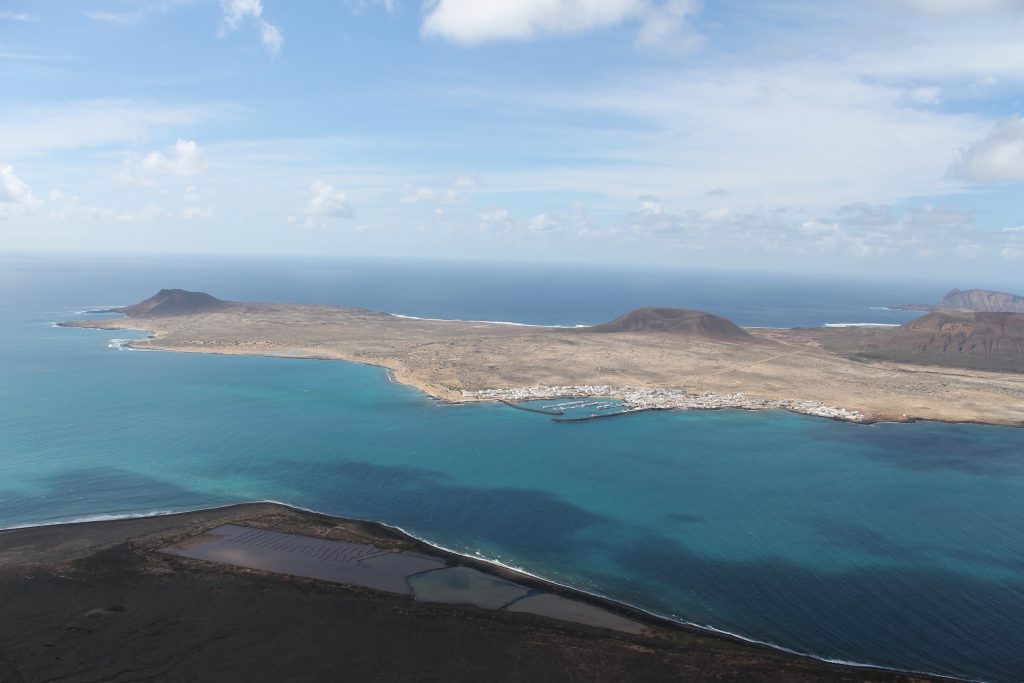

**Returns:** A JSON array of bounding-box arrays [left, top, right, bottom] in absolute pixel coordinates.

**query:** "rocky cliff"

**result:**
[[845, 310, 1024, 372]]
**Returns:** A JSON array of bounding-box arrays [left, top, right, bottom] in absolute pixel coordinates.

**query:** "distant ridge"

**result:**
[[895, 288, 1024, 313], [581, 307, 754, 342], [847, 310, 1024, 372], [115, 289, 231, 317]]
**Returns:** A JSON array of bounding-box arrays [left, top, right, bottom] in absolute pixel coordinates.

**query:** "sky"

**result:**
[[1, 0, 1024, 279]]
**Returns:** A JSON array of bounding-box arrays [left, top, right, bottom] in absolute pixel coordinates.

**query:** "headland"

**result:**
[[0, 502, 947, 682], [894, 287, 1024, 314]]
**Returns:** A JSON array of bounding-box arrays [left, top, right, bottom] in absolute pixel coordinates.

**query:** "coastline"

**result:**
[[58, 317, 1024, 428], [27, 313, 1019, 679], [0, 501, 961, 682], [60, 325, 872, 424]]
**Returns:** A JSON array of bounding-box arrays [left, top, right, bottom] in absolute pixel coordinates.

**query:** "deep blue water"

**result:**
[[0, 251, 956, 327], [2, 253, 1024, 681]]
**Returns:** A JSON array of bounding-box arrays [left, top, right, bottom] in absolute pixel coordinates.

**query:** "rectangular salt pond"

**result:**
[[163, 524, 646, 635], [160, 524, 446, 594]]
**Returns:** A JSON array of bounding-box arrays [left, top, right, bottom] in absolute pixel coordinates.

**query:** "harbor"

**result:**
[[465, 385, 865, 422]]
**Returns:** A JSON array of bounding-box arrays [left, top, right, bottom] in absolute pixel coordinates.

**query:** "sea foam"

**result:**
[[108, 338, 139, 350], [389, 313, 590, 328]]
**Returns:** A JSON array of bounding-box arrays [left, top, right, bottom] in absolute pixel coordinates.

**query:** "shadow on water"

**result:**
[[606, 530, 1024, 682], [811, 518, 1024, 573], [807, 420, 1024, 477], [204, 456, 1024, 682], [230, 458, 614, 557], [812, 518, 1024, 577], [4, 460, 1024, 681], [665, 512, 705, 524], [0, 468, 228, 525], [809, 519, 924, 562]]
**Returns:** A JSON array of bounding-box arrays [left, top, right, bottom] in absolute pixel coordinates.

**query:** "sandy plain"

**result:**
[[63, 302, 1024, 426]]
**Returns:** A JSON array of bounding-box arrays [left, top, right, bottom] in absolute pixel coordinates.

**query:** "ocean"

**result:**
[[2, 252, 1023, 681]]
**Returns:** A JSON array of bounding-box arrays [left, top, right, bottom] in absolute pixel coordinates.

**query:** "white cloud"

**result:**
[[12, 1, 1024, 272], [800, 219, 838, 236], [86, 10, 143, 24], [452, 173, 482, 189], [478, 208, 511, 231], [45, 192, 170, 222], [908, 87, 942, 105], [1001, 224, 1024, 259], [220, 0, 283, 55], [139, 139, 207, 176], [950, 116, 1024, 182], [221, 0, 262, 27], [0, 11, 39, 21], [85, 0, 198, 25], [479, 208, 509, 222], [85, 0, 281, 54], [636, 194, 662, 215], [272, 185, 1010, 263], [527, 213, 556, 233], [181, 206, 213, 220], [399, 175, 478, 204], [422, 0, 696, 47], [301, 181, 354, 224], [0, 99, 227, 157], [430, 3, 1024, 212], [954, 243, 986, 258], [635, 0, 701, 52], [900, 0, 1023, 15], [134, 203, 169, 221], [0, 50, 69, 62], [401, 186, 436, 203], [851, 21, 1024, 81], [476, 203, 595, 239], [0, 164, 40, 206], [0, 164, 41, 219], [522, 205, 596, 236], [348, 0, 397, 14], [494, 60, 986, 208], [620, 198, 992, 260], [258, 19, 283, 54]]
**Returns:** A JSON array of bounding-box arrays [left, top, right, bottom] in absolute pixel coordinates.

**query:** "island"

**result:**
[[894, 287, 1024, 313], [60, 289, 1024, 427]]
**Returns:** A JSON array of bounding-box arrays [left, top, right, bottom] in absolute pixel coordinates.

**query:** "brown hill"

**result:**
[[938, 288, 1024, 313], [581, 307, 755, 342], [847, 310, 1024, 372], [116, 289, 231, 317], [895, 288, 1024, 313]]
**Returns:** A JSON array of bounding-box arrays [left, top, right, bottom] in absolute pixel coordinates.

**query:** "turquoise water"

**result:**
[[2, 255, 1024, 681]]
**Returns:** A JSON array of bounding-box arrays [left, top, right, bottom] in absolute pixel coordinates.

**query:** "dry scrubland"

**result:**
[[66, 303, 1024, 426]]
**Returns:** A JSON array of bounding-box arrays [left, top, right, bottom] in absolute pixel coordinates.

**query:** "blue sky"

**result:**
[[2, 0, 1024, 279]]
